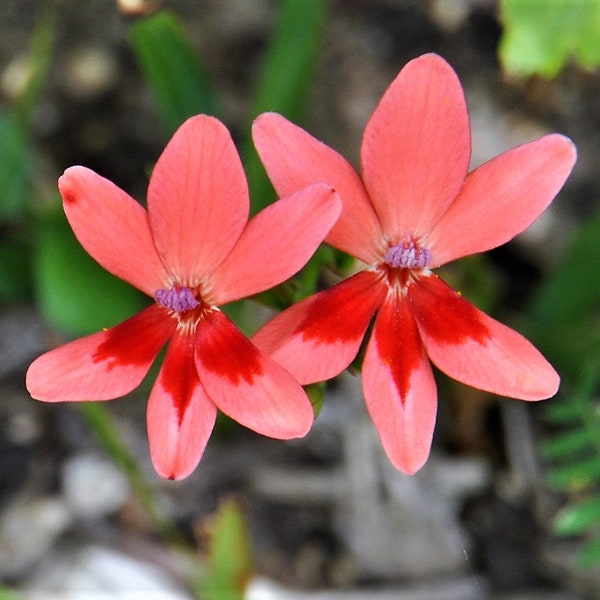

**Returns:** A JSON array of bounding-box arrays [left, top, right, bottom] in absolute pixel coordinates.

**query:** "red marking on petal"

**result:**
[[93, 304, 176, 369], [62, 190, 76, 205], [298, 270, 386, 344], [408, 274, 489, 345], [159, 332, 199, 426], [374, 295, 423, 403], [196, 309, 263, 384]]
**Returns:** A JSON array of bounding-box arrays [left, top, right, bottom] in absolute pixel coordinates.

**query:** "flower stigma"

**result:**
[[154, 286, 200, 313], [384, 239, 432, 270]]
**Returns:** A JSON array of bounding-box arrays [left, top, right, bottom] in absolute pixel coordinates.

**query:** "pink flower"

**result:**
[[26, 115, 341, 480], [251, 54, 577, 474]]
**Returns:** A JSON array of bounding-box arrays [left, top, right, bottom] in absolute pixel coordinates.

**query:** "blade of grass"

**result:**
[[242, 0, 330, 214], [129, 10, 218, 135], [78, 401, 186, 549], [198, 499, 253, 600], [0, 6, 55, 220]]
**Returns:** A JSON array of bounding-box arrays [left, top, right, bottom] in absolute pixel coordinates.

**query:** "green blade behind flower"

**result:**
[[243, 0, 330, 215], [129, 10, 219, 135]]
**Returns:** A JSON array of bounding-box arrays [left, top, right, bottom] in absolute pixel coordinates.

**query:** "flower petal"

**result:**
[[26, 305, 175, 402], [252, 112, 384, 263], [147, 330, 217, 480], [59, 166, 168, 296], [428, 134, 577, 266], [195, 309, 314, 439], [361, 53, 470, 240], [252, 270, 387, 384], [409, 274, 560, 400], [147, 115, 249, 285], [362, 294, 437, 474], [210, 183, 341, 304]]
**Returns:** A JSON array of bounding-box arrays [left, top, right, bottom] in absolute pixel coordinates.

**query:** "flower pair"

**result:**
[[27, 54, 576, 479]]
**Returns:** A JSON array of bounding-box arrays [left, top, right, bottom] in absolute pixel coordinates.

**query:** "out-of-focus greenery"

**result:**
[[129, 11, 219, 135], [0, 8, 55, 304], [500, 0, 600, 77], [197, 499, 253, 600], [529, 208, 600, 379], [540, 366, 600, 567], [34, 210, 146, 336], [0, 586, 24, 600], [528, 207, 600, 568], [241, 0, 330, 215]]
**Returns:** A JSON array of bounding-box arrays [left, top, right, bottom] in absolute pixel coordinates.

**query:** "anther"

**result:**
[[384, 240, 431, 269], [154, 287, 200, 312]]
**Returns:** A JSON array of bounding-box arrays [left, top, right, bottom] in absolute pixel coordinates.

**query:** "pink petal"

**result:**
[[195, 309, 314, 439], [361, 53, 470, 240], [147, 115, 249, 285], [59, 166, 168, 296], [428, 134, 577, 266], [252, 270, 387, 384], [252, 112, 384, 263], [147, 330, 217, 480], [409, 274, 560, 400], [210, 183, 341, 304], [362, 294, 437, 474], [26, 305, 175, 402]]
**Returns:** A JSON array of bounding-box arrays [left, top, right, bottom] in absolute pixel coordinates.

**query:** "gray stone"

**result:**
[[0, 496, 72, 578], [246, 574, 488, 600], [331, 374, 490, 579], [61, 452, 130, 519], [23, 544, 193, 599]]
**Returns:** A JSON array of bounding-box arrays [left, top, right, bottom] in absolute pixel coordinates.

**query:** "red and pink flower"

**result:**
[[251, 53, 577, 474], [26, 115, 341, 480]]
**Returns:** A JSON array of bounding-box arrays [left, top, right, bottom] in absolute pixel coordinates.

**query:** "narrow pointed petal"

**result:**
[[361, 54, 470, 240], [252, 112, 384, 263], [252, 270, 387, 384], [362, 294, 437, 474], [147, 115, 249, 284], [195, 310, 314, 439], [210, 184, 341, 304], [147, 330, 217, 480], [409, 274, 560, 400], [26, 305, 175, 402], [59, 166, 168, 296], [428, 134, 577, 266]]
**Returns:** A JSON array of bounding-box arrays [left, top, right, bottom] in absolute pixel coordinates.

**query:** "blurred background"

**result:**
[[0, 1, 599, 598]]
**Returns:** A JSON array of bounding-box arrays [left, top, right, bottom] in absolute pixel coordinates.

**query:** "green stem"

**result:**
[[77, 402, 188, 552]]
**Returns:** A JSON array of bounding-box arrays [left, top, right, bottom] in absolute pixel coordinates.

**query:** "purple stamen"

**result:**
[[384, 240, 431, 269], [154, 287, 200, 312]]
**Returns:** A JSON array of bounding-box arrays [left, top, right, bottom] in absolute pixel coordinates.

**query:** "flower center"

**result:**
[[384, 239, 431, 269], [154, 286, 200, 312]]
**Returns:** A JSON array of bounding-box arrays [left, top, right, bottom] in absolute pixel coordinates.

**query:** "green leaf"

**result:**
[[199, 499, 253, 600], [529, 209, 600, 329], [544, 399, 582, 425], [129, 10, 218, 135], [0, 586, 24, 600], [0, 7, 55, 221], [546, 455, 600, 490], [13, 6, 56, 129], [578, 535, 600, 568], [306, 381, 325, 416], [33, 210, 146, 336], [0, 112, 31, 220], [541, 428, 592, 460], [0, 236, 32, 303], [555, 496, 600, 535], [249, 0, 329, 123], [500, 0, 600, 78], [243, 0, 330, 214]]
